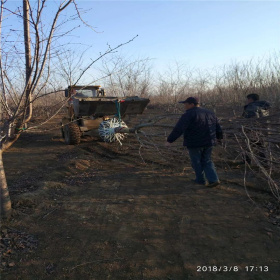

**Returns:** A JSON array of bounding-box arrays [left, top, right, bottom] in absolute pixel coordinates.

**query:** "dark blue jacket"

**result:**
[[242, 100, 271, 118], [167, 107, 223, 148]]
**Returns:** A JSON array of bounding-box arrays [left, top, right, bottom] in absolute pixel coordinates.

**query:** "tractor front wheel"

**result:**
[[63, 123, 81, 145]]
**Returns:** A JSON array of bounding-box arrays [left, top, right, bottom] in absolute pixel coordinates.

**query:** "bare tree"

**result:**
[[0, 1, 139, 219], [98, 54, 154, 98], [54, 48, 91, 86], [0, 0, 79, 219], [154, 61, 194, 112]]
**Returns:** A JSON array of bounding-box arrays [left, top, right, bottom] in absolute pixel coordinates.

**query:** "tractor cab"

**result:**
[[65, 85, 105, 99]]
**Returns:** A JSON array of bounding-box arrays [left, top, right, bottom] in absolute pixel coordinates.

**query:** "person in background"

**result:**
[[242, 93, 271, 165], [165, 97, 223, 187], [242, 93, 271, 118]]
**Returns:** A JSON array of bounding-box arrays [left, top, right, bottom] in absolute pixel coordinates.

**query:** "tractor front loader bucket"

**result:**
[[73, 96, 150, 117]]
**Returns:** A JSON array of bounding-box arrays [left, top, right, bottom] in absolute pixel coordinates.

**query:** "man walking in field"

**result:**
[[165, 97, 223, 187]]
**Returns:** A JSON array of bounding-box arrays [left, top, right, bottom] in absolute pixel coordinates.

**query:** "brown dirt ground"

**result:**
[[1, 110, 280, 280]]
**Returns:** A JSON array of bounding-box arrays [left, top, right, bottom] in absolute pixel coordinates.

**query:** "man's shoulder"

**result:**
[[183, 107, 202, 115], [181, 108, 199, 119], [183, 107, 216, 119], [246, 101, 270, 108], [243, 100, 271, 118], [197, 107, 216, 116], [183, 107, 215, 114], [244, 102, 259, 112], [245, 101, 271, 112]]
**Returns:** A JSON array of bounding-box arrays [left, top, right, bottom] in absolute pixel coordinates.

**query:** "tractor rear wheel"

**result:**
[[63, 123, 81, 145]]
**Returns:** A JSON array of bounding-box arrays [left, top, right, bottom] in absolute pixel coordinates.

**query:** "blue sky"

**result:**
[[5, 0, 280, 74], [70, 0, 280, 72]]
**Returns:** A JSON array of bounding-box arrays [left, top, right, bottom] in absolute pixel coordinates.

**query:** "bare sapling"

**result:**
[[0, 0, 138, 219]]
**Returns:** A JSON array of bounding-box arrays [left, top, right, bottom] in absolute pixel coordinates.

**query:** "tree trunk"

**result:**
[[0, 148, 12, 220], [23, 0, 32, 123]]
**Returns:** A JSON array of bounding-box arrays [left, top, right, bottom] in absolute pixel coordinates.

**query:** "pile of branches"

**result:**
[[128, 111, 280, 201], [125, 113, 188, 165], [222, 113, 280, 200]]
